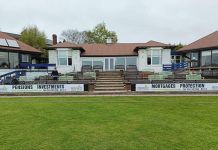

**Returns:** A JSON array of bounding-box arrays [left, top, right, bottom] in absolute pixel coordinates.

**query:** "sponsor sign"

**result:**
[[0, 84, 84, 93], [136, 83, 218, 92]]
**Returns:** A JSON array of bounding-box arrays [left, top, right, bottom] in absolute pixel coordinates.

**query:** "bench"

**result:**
[[186, 74, 202, 80], [83, 72, 96, 80], [58, 75, 74, 82], [148, 75, 165, 80]]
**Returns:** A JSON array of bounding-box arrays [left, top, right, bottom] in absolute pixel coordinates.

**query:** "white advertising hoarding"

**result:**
[[0, 84, 84, 93], [136, 83, 218, 92]]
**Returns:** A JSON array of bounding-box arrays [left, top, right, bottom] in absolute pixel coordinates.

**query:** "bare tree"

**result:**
[[60, 29, 88, 44]]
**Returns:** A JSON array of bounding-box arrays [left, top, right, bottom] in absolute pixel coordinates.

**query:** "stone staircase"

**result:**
[[94, 71, 127, 93]]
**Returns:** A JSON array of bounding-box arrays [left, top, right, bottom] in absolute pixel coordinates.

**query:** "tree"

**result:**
[[20, 25, 47, 56], [175, 43, 184, 50], [86, 23, 118, 43], [61, 29, 88, 44]]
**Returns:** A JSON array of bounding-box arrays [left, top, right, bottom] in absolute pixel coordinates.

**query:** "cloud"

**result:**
[[1, 0, 218, 44]]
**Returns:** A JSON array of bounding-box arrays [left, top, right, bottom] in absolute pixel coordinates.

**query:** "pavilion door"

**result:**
[[105, 58, 115, 71]]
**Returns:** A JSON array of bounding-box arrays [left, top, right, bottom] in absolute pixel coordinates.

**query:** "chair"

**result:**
[[82, 65, 92, 72]]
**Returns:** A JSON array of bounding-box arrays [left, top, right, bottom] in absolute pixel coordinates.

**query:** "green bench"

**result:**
[[19, 76, 35, 82], [186, 74, 202, 80], [83, 72, 96, 80], [148, 74, 165, 80], [58, 75, 74, 82], [159, 71, 173, 78]]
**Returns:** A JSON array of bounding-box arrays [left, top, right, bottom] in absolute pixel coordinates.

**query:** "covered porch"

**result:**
[[81, 56, 138, 72], [182, 49, 218, 78]]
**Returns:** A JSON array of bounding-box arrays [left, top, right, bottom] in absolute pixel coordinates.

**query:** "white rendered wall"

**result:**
[[48, 50, 57, 70], [72, 50, 81, 72], [138, 48, 171, 72], [48, 48, 81, 74], [48, 47, 172, 73], [138, 50, 147, 71], [48, 50, 57, 64], [162, 49, 171, 64]]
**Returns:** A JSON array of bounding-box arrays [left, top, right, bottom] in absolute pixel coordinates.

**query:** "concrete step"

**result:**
[[96, 79, 123, 82], [98, 72, 121, 74], [95, 87, 125, 91], [97, 77, 123, 80], [98, 75, 122, 77], [95, 84, 125, 87], [93, 90, 127, 94], [94, 71, 125, 92], [95, 82, 124, 84], [98, 74, 121, 76], [97, 76, 122, 78]]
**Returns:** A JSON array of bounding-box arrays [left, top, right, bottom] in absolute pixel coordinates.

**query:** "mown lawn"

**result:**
[[0, 96, 218, 150]]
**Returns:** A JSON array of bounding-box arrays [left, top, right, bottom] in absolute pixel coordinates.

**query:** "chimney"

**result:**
[[52, 34, 57, 45], [106, 37, 112, 44]]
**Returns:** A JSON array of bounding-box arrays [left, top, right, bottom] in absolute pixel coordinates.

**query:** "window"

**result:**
[[9, 53, 19, 68], [58, 51, 68, 65], [147, 50, 161, 65], [126, 57, 137, 66], [21, 54, 30, 63], [191, 52, 199, 67], [172, 55, 182, 63], [191, 52, 198, 61], [115, 57, 125, 66], [105, 59, 109, 70], [68, 52, 73, 66], [68, 56, 72, 66], [93, 60, 103, 66], [0, 52, 9, 68], [176, 56, 181, 63], [185, 53, 191, 61], [171, 56, 175, 63], [201, 51, 211, 67], [212, 50, 218, 66], [147, 50, 151, 65], [152, 50, 161, 65], [82, 61, 92, 66], [82, 58, 92, 67]]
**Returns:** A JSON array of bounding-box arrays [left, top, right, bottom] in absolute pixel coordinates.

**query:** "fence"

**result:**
[[163, 62, 188, 71]]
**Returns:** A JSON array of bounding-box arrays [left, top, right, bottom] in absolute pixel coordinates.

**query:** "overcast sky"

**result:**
[[0, 0, 218, 44]]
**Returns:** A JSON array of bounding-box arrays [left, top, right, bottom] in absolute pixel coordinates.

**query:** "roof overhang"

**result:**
[[47, 46, 85, 53], [134, 45, 174, 52], [0, 47, 42, 54], [81, 54, 138, 57], [178, 46, 218, 53]]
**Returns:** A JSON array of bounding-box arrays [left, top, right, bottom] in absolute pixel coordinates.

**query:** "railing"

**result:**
[[172, 62, 188, 70], [0, 70, 26, 84], [163, 62, 188, 71], [162, 64, 172, 71], [19, 63, 56, 69]]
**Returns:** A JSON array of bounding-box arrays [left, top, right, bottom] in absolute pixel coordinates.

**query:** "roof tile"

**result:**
[[49, 40, 170, 56], [0, 32, 41, 53], [178, 31, 218, 52]]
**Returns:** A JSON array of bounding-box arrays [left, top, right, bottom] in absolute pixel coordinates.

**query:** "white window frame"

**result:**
[[58, 50, 68, 66], [147, 49, 162, 65], [81, 57, 93, 67], [171, 55, 182, 63]]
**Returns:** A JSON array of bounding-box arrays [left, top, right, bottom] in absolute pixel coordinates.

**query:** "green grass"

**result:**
[[0, 96, 218, 150]]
